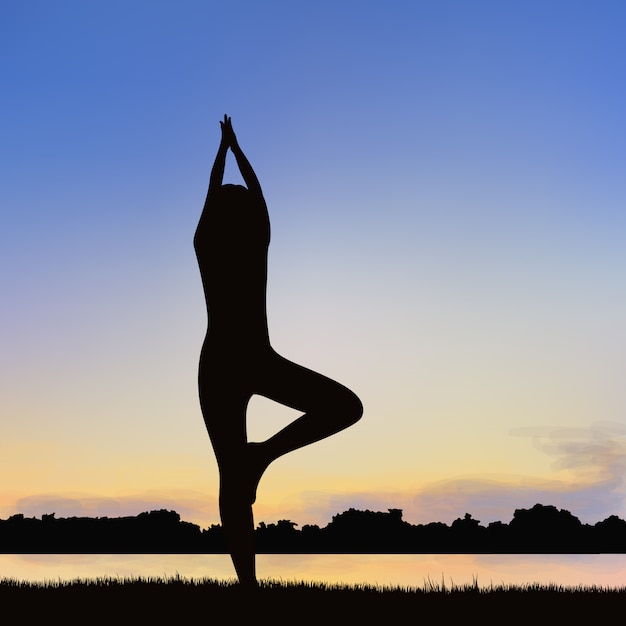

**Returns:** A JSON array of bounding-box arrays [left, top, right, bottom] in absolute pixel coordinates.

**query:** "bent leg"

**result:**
[[254, 351, 363, 465]]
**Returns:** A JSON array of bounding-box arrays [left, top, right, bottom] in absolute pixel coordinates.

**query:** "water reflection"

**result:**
[[1, 554, 625, 588]]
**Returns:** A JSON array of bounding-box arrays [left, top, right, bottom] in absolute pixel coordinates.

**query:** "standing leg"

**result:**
[[218, 466, 257, 588], [198, 361, 258, 587]]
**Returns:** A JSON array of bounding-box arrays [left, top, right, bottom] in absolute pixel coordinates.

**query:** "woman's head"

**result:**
[[217, 184, 249, 203]]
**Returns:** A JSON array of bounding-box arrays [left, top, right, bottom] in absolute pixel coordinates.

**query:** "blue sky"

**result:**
[[1, 1, 626, 529]]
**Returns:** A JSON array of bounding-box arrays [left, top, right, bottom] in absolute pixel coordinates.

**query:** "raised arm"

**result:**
[[221, 116, 264, 200], [206, 117, 230, 198]]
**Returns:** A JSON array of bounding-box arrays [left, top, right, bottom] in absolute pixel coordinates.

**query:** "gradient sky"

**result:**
[[2, 1, 626, 531]]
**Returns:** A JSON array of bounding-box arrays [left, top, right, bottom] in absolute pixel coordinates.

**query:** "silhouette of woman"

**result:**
[[194, 116, 363, 587]]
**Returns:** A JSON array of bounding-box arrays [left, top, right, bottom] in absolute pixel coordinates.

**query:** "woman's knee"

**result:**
[[337, 387, 363, 427]]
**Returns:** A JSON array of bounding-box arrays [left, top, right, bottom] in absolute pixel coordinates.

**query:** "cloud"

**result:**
[[12, 489, 219, 527], [5, 422, 626, 528], [411, 476, 622, 525], [511, 421, 626, 489], [411, 421, 626, 525]]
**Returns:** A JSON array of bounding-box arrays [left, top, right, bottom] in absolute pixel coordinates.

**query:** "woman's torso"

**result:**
[[194, 185, 271, 347]]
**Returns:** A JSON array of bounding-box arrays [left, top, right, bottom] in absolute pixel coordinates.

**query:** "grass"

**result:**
[[1, 575, 625, 623]]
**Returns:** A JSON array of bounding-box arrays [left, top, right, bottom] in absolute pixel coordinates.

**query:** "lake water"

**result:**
[[1, 554, 626, 589]]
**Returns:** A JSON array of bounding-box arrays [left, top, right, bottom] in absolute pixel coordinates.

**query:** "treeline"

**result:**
[[1, 504, 625, 553]]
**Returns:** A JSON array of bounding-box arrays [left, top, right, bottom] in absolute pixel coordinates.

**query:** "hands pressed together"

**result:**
[[220, 114, 238, 148], [213, 114, 262, 196]]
